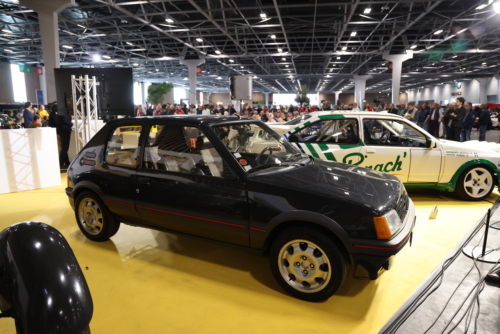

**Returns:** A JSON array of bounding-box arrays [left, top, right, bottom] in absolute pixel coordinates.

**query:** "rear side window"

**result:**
[[105, 125, 143, 167], [142, 124, 224, 177]]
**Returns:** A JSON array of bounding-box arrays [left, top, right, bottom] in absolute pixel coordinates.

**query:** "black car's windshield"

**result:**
[[284, 114, 312, 125], [212, 122, 309, 172]]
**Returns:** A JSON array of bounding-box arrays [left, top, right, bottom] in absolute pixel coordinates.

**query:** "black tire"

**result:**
[[75, 191, 120, 241], [455, 165, 495, 201], [269, 226, 347, 302]]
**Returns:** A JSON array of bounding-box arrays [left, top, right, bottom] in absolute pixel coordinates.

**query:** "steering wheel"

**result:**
[[379, 131, 391, 144], [255, 146, 273, 166]]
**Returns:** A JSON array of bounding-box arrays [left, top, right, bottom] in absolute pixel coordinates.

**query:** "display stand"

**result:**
[[71, 75, 99, 152], [462, 208, 500, 263]]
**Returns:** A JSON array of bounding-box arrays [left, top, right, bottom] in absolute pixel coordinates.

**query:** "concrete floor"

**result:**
[[0, 174, 498, 334]]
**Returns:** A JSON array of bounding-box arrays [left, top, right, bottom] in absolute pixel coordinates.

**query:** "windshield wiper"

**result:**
[[248, 163, 290, 173]]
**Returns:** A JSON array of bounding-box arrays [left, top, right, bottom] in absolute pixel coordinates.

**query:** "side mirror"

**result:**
[[428, 138, 436, 148]]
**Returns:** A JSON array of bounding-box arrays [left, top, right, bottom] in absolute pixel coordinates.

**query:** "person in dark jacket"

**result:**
[[23, 101, 34, 128], [478, 104, 491, 141], [450, 97, 466, 142], [56, 108, 73, 168], [461, 102, 475, 142]]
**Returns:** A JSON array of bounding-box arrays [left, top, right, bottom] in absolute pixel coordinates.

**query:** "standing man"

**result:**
[[426, 103, 442, 138], [56, 109, 73, 168], [461, 102, 474, 142], [23, 101, 34, 128], [450, 97, 466, 142], [389, 103, 398, 115], [478, 104, 491, 141], [227, 103, 237, 115]]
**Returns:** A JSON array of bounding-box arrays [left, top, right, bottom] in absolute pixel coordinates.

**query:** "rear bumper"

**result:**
[[349, 198, 416, 279]]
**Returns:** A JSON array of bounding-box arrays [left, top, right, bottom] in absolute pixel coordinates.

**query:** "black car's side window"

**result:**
[[289, 118, 360, 144], [105, 125, 143, 168], [142, 124, 224, 177]]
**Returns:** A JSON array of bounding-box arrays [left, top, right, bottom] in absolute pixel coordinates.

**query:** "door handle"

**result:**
[[366, 149, 376, 153], [138, 177, 150, 185]]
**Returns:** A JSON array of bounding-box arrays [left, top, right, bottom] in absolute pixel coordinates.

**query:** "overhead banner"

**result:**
[[19, 65, 32, 74]]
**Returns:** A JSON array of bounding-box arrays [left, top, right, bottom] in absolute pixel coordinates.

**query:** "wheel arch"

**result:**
[[73, 181, 106, 204], [260, 211, 354, 258], [450, 159, 499, 191]]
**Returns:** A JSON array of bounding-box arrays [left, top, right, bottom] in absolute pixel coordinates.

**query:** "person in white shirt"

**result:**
[[351, 103, 360, 112]]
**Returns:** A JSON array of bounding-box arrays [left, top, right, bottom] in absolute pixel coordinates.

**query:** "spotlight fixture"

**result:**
[[410, 45, 417, 49], [93, 54, 101, 62], [278, 48, 283, 52], [341, 47, 347, 51], [494, 2, 500, 13], [126, 42, 134, 46], [282, 57, 286, 61], [240, 66, 244, 68], [364, 8, 372, 14], [215, 50, 221, 54], [62, 45, 73, 49], [229, 59, 234, 63], [102, 55, 111, 59], [260, 13, 267, 18], [350, 32, 357, 37], [271, 35, 276, 39], [165, 18, 174, 23], [434, 29, 443, 35], [337, 57, 340, 59], [133, 63, 139, 66], [196, 38, 203, 42], [217, 76, 222, 79], [77, 24, 86, 29], [476, 4, 487, 10], [2, 29, 12, 33]]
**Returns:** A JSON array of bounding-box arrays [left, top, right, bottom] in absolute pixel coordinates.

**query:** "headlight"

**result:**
[[373, 209, 403, 239]]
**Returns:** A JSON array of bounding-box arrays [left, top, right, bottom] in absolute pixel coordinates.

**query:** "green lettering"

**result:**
[[365, 165, 373, 169], [392, 156, 403, 171], [374, 164, 384, 171], [342, 153, 364, 166], [384, 161, 394, 172]]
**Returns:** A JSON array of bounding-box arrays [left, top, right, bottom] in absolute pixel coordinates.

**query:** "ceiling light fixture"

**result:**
[[77, 24, 86, 29], [453, 55, 458, 58], [260, 13, 267, 18], [337, 57, 340, 59], [350, 32, 357, 37], [165, 18, 174, 23], [434, 29, 443, 35], [93, 54, 101, 62], [196, 38, 203, 42], [494, 2, 500, 13], [364, 8, 372, 14], [62, 45, 73, 49], [126, 42, 134, 46], [240, 66, 244, 68], [476, 4, 488, 10], [271, 35, 276, 39], [278, 48, 283, 52], [281, 57, 286, 61], [102, 55, 111, 59], [217, 76, 222, 80], [215, 50, 221, 54], [341, 47, 347, 51], [229, 59, 234, 63], [2, 29, 12, 33], [4, 49, 13, 52], [133, 63, 139, 66]]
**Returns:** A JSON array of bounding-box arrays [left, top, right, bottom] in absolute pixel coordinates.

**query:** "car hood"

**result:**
[[267, 124, 295, 134], [438, 139, 500, 155], [249, 159, 402, 215]]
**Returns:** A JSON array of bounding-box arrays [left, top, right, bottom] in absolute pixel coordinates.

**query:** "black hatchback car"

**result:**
[[66, 115, 415, 301]]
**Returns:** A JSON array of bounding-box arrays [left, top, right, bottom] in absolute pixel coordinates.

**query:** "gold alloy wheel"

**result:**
[[78, 198, 104, 235], [277, 239, 332, 293]]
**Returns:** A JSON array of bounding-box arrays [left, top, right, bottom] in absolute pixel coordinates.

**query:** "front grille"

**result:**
[[396, 192, 409, 221]]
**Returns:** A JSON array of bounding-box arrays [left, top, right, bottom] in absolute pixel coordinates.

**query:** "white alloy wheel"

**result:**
[[462, 167, 493, 199]]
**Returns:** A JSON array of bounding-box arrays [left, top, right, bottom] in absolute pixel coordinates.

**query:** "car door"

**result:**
[[288, 115, 363, 164], [134, 122, 249, 247], [359, 117, 411, 182], [101, 123, 144, 222]]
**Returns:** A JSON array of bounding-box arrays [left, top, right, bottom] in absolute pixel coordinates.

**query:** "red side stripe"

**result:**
[[135, 205, 246, 229], [104, 199, 135, 207], [250, 227, 267, 232]]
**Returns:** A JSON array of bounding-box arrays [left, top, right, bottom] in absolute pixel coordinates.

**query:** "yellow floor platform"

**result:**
[[0, 174, 498, 334]]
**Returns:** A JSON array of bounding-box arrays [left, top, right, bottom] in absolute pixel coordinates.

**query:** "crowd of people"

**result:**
[[135, 98, 496, 142], [4, 102, 51, 128]]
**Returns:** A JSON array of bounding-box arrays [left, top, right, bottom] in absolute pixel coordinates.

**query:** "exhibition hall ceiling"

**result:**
[[0, 0, 499, 94]]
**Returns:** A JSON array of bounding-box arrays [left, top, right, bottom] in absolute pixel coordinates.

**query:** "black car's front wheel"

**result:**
[[75, 192, 120, 241], [270, 227, 347, 302]]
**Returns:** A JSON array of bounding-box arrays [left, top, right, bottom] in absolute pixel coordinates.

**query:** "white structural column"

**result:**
[[352, 75, 371, 110], [333, 91, 342, 106], [476, 78, 489, 104], [179, 57, 205, 106], [264, 92, 270, 106], [20, 0, 74, 103], [383, 51, 413, 105]]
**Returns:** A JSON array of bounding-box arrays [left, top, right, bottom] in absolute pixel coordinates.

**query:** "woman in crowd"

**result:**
[[29, 115, 42, 128]]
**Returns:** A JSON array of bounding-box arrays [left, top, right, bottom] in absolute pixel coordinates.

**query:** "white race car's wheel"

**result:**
[[456, 166, 494, 201]]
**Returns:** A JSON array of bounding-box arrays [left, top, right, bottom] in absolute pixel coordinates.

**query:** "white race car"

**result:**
[[273, 111, 500, 200]]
